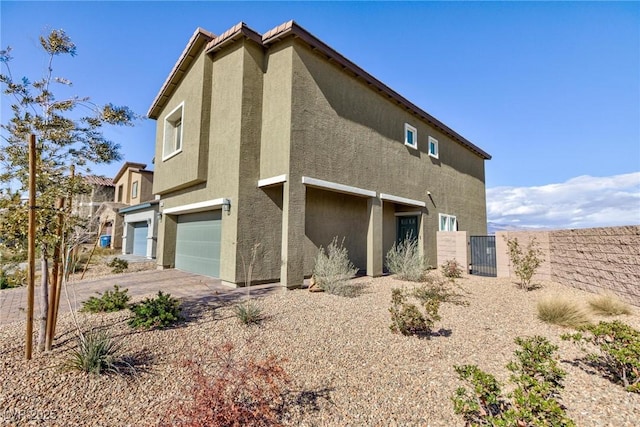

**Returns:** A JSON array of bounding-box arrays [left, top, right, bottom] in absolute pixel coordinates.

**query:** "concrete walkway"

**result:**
[[0, 269, 279, 325]]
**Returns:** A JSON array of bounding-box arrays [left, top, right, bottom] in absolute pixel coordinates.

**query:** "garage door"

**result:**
[[175, 210, 221, 277], [132, 222, 148, 256]]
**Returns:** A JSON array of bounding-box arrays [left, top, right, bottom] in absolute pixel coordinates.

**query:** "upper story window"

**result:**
[[439, 213, 457, 231], [428, 136, 439, 159], [117, 184, 123, 202], [131, 181, 138, 199], [163, 102, 184, 160], [404, 123, 417, 150]]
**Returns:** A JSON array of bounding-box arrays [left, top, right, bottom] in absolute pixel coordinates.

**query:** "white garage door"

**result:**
[[132, 222, 148, 257]]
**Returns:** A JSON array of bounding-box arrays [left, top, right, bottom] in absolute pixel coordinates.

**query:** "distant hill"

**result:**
[[487, 222, 551, 235]]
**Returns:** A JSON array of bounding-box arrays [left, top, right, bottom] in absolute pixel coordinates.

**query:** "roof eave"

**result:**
[[262, 21, 491, 160], [147, 28, 215, 120]]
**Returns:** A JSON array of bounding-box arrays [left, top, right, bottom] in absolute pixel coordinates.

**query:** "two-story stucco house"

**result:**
[[148, 21, 491, 288]]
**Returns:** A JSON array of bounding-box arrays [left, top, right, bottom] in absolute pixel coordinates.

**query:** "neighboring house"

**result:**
[[148, 21, 491, 288], [94, 162, 157, 258], [74, 175, 115, 225]]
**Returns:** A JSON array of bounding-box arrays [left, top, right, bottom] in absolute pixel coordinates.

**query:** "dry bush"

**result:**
[[588, 294, 632, 316], [537, 297, 591, 328], [313, 237, 359, 296], [166, 342, 290, 427]]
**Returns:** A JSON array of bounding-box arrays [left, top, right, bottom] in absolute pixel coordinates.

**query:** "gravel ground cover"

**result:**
[[1, 273, 638, 426]]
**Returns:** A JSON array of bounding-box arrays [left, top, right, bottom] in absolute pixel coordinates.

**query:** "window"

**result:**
[[131, 181, 138, 199], [428, 136, 439, 159], [439, 213, 457, 231], [163, 102, 184, 160], [117, 184, 123, 202], [404, 123, 417, 149]]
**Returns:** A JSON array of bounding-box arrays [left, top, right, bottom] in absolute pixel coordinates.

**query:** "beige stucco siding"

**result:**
[[153, 48, 210, 195], [303, 187, 368, 275], [289, 41, 487, 262], [260, 41, 294, 180]]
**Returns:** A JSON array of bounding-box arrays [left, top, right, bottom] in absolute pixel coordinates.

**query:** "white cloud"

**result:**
[[487, 173, 640, 229]]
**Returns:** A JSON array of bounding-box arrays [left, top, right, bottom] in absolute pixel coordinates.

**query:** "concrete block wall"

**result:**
[[436, 231, 468, 271], [496, 231, 552, 282], [549, 226, 640, 305], [496, 226, 640, 306]]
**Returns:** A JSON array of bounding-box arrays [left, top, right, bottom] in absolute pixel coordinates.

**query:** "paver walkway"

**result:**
[[0, 269, 279, 325]]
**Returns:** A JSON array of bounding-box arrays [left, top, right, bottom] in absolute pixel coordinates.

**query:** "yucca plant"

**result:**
[[66, 330, 121, 375], [234, 301, 263, 325]]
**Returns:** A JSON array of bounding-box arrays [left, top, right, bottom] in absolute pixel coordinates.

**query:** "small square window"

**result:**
[[163, 102, 184, 160], [428, 136, 439, 159], [404, 123, 417, 149], [131, 181, 138, 199], [439, 213, 457, 231]]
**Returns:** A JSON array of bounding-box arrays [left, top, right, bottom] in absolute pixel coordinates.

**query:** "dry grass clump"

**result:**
[[537, 296, 591, 328], [588, 294, 632, 316]]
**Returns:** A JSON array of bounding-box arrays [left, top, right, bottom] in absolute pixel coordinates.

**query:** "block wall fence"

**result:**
[[437, 226, 640, 306]]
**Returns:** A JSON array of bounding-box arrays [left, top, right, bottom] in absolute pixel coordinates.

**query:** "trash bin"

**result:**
[[99, 235, 112, 248]]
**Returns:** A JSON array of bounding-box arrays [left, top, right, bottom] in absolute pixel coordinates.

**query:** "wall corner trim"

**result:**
[[301, 176, 376, 198]]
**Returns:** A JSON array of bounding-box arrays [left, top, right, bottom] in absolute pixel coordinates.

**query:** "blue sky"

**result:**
[[1, 1, 639, 229]]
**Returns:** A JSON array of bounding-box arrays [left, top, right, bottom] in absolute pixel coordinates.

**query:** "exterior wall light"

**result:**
[[222, 199, 231, 214]]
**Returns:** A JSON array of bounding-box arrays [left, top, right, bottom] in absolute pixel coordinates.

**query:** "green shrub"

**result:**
[[440, 259, 463, 279], [234, 301, 263, 325], [562, 321, 640, 393], [107, 257, 128, 274], [452, 336, 575, 426], [386, 238, 428, 282], [0, 268, 25, 289], [312, 237, 358, 296], [504, 236, 544, 290], [588, 294, 632, 316], [413, 274, 469, 307], [129, 291, 182, 329], [81, 285, 130, 313], [65, 330, 121, 375], [537, 296, 591, 328], [389, 287, 440, 336]]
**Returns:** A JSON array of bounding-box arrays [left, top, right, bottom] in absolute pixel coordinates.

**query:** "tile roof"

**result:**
[[83, 175, 114, 187]]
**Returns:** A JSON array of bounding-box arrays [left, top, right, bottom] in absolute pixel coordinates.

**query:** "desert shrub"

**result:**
[[0, 268, 25, 289], [588, 294, 632, 316], [107, 257, 128, 274], [81, 285, 130, 313], [312, 237, 358, 296], [504, 236, 544, 290], [65, 330, 121, 375], [389, 287, 440, 336], [562, 321, 640, 393], [234, 300, 263, 325], [537, 296, 591, 328], [129, 291, 182, 329], [441, 259, 463, 279], [386, 237, 428, 282], [166, 342, 289, 427], [413, 274, 469, 307], [452, 336, 575, 426]]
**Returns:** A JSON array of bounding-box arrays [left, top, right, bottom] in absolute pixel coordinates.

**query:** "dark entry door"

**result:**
[[397, 216, 419, 243]]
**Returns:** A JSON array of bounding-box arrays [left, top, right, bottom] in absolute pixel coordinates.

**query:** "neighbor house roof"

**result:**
[[148, 21, 491, 160], [83, 175, 114, 187], [114, 162, 148, 183]]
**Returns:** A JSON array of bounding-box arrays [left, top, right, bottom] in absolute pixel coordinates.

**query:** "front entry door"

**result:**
[[397, 216, 419, 244]]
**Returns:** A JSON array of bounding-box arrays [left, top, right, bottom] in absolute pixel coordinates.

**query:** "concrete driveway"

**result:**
[[0, 269, 278, 325]]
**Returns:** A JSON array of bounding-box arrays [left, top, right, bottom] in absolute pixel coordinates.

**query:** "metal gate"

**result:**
[[470, 236, 497, 277]]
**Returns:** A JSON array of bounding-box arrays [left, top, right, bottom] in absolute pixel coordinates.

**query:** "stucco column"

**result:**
[[366, 196, 383, 277], [280, 180, 305, 289], [157, 214, 177, 269], [418, 209, 429, 266]]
